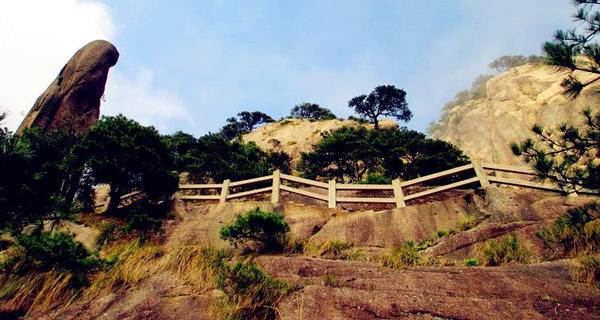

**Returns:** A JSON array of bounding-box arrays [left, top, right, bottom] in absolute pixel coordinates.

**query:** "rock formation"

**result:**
[[429, 64, 599, 165], [17, 40, 119, 135], [243, 118, 398, 167]]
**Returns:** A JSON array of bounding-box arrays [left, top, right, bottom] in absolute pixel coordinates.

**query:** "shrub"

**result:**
[[464, 258, 479, 267], [382, 241, 422, 269], [220, 208, 290, 253], [15, 232, 99, 276], [477, 235, 531, 266], [361, 172, 392, 185], [537, 203, 600, 258], [576, 254, 600, 288], [217, 260, 294, 319], [323, 274, 340, 287]]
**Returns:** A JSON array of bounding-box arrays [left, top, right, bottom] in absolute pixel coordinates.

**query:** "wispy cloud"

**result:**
[[102, 67, 193, 134]]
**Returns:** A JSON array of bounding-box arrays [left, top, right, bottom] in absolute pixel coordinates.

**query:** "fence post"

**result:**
[[392, 179, 406, 208], [220, 179, 231, 203], [328, 179, 336, 209], [472, 160, 490, 188], [271, 170, 280, 205]]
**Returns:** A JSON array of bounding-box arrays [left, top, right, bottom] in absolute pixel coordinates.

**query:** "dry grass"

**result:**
[[476, 235, 532, 266], [303, 241, 363, 260], [575, 254, 600, 288], [0, 268, 82, 315], [85, 239, 230, 298], [381, 241, 422, 269]]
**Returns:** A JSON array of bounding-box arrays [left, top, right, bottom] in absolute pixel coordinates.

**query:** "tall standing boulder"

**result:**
[[17, 40, 119, 135]]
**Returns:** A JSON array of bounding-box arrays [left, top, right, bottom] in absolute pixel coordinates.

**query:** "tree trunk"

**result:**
[[107, 185, 121, 213]]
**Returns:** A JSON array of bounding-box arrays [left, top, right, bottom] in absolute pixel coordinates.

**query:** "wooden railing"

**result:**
[[178, 160, 600, 208]]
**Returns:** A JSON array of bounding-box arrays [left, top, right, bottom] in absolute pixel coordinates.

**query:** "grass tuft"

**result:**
[[382, 241, 422, 269], [217, 260, 294, 320], [323, 274, 340, 287], [304, 241, 363, 260], [477, 235, 531, 266]]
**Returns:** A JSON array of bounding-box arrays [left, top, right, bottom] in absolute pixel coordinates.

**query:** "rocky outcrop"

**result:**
[[17, 40, 119, 135], [242, 118, 398, 166], [429, 64, 599, 165]]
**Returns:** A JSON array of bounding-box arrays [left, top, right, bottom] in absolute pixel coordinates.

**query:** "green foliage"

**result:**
[[542, 1, 600, 98], [298, 126, 469, 183], [488, 55, 541, 72], [13, 232, 99, 274], [220, 208, 290, 253], [348, 85, 412, 129], [120, 200, 171, 235], [221, 111, 274, 140], [290, 102, 337, 121], [186, 133, 290, 183], [323, 274, 340, 287], [0, 128, 79, 233], [73, 115, 178, 213], [297, 126, 381, 182], [161, 131, 199, 172], [361, 172, 392, 185], [382, 241, 422, 269], [537, 203, 600, 258], [217, 260, 294, 320], [512, 2, 600, 192], [464, 258, 479, 267], [576, 254, 600, 288], [477, 235, 531, 266], [511, 109, 600, 193]]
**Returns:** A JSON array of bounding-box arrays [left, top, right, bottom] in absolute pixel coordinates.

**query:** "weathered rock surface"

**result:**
[[17, 40, 119, 135], [429, 64, 599, 165], [257, 256, 600, 320]]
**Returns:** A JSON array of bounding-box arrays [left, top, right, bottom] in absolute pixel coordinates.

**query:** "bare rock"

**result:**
[[429, 64, 599, 165], [17, 40, 119, 135]]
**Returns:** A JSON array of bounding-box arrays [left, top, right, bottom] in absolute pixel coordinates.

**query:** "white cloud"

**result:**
[[102, 68, 192, 134]]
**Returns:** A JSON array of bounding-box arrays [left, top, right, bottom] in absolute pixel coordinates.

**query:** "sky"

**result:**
[[0, 0, 574, 136]]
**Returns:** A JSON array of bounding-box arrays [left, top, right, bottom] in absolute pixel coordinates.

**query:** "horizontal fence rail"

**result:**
[[177, 160, 599, 209]]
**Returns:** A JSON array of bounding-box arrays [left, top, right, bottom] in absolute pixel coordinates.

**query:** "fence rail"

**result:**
[[178, 160, 599, 208]]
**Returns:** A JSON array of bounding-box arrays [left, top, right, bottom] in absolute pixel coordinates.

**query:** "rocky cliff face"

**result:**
[[17, 40, 119, 135], [429, 64, 599, 165], [243, 118, 398, 166]]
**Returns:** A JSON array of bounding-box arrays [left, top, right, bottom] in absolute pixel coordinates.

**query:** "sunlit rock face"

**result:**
[[429, 64, 598, 165], [17, 40, 119, 135]]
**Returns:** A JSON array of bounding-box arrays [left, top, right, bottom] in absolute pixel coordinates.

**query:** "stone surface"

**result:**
[[429, 64, 599, 165], [242, 118, 398, 167], [17, 40, 119, 135]]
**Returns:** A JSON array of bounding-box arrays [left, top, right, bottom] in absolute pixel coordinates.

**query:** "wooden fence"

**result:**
[[177, 161, 599, 209]]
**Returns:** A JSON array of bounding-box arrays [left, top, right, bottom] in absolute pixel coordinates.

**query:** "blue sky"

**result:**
[[1, 1, 573, 136]]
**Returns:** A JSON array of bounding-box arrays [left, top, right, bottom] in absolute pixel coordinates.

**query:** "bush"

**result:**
[[477, 235, 531, 266], [464, 258, 479, 267], [382, 241, 422, 269], [217, 260, 294, 319], [220, 208, 290, 253], [537, 203, 600, 258], [15, 232, 99, 275]]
